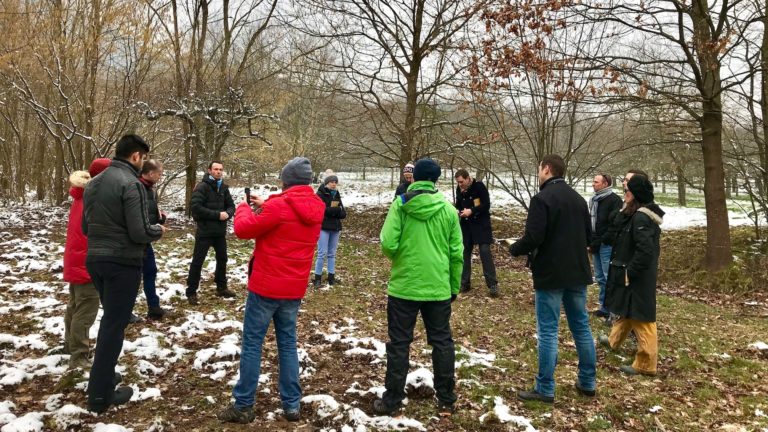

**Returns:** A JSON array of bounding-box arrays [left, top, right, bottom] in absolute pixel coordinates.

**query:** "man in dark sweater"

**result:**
[[508, 154, 596, 403], [589, 173, 622, 319], [186, 161, 236, 305], [454, 169, 498, 297], [82, 134, 166, 413]]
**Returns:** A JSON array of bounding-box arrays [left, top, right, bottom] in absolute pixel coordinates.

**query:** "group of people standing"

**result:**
[[60, 134, 663, 421]]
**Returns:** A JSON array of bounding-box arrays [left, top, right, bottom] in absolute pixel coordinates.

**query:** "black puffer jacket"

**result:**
[[509, 177, 593, 290], [605, 204, 664, 322], [394, 180, 412, 197], [190, 175, 235, 238], [82, 158, 163, 266], [455, 179, 493, 245], [317, 184, 346, 231], [590, 191, 622, 251]]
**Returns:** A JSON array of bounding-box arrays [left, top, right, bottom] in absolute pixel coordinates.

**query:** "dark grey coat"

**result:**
[[82, 158, 163, 266], [605, 204, 665, 322]]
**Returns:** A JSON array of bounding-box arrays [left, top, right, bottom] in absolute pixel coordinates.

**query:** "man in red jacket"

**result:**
[[218, 157, 325, 424], [63, 158, 111, 371]]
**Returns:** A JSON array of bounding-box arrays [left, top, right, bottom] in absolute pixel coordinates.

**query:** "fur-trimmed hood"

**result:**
[[637, 204, 664, 226], [69, 170, 91, 188]]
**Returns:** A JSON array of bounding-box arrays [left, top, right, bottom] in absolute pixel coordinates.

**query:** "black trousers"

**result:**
[[461, 241, 497, 288], [86, 261, 141, 408], [186, 235, 228, 296], [383, 296, 456, 407]]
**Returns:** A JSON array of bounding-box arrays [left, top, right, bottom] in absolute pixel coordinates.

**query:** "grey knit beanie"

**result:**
[[279, 157, 314, 187]]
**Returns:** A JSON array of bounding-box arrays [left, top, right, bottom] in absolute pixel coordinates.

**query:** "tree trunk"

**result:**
[[700, 111, 731, 270], [676, 164, 686, 207]]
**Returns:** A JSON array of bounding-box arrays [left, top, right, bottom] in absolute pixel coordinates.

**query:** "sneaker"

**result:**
[[216, 288, 236, 298], [147, 306, 167, 320], [489, 285, 499, 298], [187, 295, 199, 306], [217, 403, 256, 424], [128, 313, 142, 324], [436, 400, 455, 415], [574, 382, 596, 397], [372, 399, 401, 416], [517, 389, 554, 404], [88, 386, 134, 414], [284, 408, 301, 422]]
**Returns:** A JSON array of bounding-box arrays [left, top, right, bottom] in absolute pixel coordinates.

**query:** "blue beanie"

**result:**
[[413, 158, 441, 182]]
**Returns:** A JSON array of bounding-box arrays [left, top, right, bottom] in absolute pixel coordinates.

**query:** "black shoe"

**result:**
[[284, 408, 300, 422], [574, 382, 596, 397], [216, 288, 236, 298], [591, 309, 610, 318], [460, 284, 471, 293], [128, 313, 142, 324], [147, 306, 167, 320], [88, 386, 134, 414], [328, 273, 338, 285], [372, 399, 401, 416], [217, 403, 255, 424], [313, 274, 322, 289], [436, 400, 455, 415], [188, 295, 199, 306], [489, 285, 499, 298], [113, 372, 122, 388], [517, 389, 554, 404]]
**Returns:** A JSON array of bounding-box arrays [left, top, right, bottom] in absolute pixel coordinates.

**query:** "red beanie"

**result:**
[[89, 158, 112, 177]]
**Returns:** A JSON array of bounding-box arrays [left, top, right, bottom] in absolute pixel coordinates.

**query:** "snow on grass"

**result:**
[[0, 334, 48, 351], [167, 311, 241, 339], [122, 329, 187, 363], [346, 407, 425, 431], [50, 404, 93, 429], [0, 355, 67, 387], [0, 401, 16, 425], [0, 412, 44, 432], [405, 368, 433, 391], [479, 396, 537, 432], [91, 423, 132, 432], [748, 342, 768, 351], [455, 345, 497, 369], [193, 333, 240, 370], [302, 394, 341, 419]]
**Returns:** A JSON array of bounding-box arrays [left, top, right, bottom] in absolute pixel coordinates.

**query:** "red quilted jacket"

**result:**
[[63, 186, 90, 284], [234, 185, 325, 299]]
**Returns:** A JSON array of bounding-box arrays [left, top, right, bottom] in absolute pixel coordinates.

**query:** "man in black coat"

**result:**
[[454, 169, 498, 297], [508, 154, 596, 403], [186, 161, 236, 305], [82, 134, 166, 413], [588, 173, 622, 319]]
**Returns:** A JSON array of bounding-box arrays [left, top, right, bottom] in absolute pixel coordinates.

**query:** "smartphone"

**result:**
[[245, 187, 251, 204]]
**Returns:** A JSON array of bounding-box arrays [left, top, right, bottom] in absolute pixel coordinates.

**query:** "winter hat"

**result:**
[[69, 171, 91, 188], [403, 163, 415, 174], [324, 175, 339, 185], [279, 157, 314, 187], [89, 158, 111, 177], [627, 174, 654, 204], [413, 158, 441, 182]]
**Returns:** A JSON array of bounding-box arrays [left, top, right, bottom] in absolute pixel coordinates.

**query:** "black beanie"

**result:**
[[627, 175, 654, 204], [413, 158, 441, 182]]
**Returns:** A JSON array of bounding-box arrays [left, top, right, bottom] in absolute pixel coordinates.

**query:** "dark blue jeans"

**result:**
[[142, 245, 160, 308], [232, 292, 302, 411], [592, 245, 612, 313], [535, 286, 596, 397]]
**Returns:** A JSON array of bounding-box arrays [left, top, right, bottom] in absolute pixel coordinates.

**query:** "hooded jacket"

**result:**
[[605, 204, 665, 322], [380, 181, 464, 301], [63, 171, 92, 284], [234, 185, 325, 299], [82, 159, 163, 266], [316, 184, 346, 231], [190, 175, 236, 238]]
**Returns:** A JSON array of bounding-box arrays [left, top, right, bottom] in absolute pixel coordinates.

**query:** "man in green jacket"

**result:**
[[373, 158, 464, 416]]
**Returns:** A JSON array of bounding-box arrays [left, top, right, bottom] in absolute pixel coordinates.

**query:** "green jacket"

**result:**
[[380, 181, 464, 301]]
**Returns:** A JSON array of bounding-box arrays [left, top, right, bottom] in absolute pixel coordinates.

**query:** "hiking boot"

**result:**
[[328, 273, 338, 285], [517, 389, 554, 404], [284, 408, 301, 422], [217, 403, 255, 424], [313, 274, 322, 289], [489, 285, 499, 298], [128, 313, 142, 324], [88, 386, 134, 414], [436, 400, 455, 415], [619, 365, 656, 376], [187, 295, 199, 306], [147, 306, 167, 320], [372, 399, 401, 416], [460, 284, 471, 293], [216, 288, 236, 298], [574, 382, 596, 397]]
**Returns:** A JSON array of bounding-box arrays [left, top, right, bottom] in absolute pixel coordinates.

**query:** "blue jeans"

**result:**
[[314, 230, 341, 275], [534, 286, 596, 397], [233, 292, 302, 411], [142, 245, 160, 308], [592, 245, 612, 313]]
